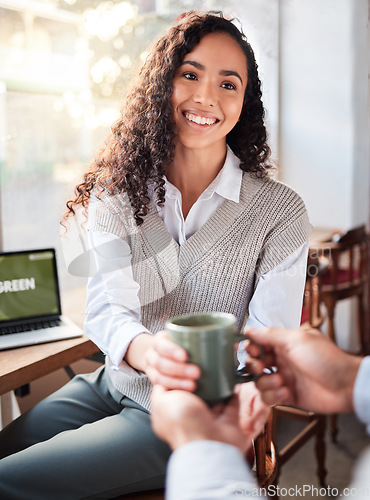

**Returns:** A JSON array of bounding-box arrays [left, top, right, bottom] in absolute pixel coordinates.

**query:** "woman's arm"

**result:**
[[84, 230, 201, 388], [248, 240, 309, 328], [84, 230, 151, 367], [238, 241, 309, 365]]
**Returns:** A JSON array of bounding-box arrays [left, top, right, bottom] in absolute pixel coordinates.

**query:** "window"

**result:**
[[0, 0, 275, 312]]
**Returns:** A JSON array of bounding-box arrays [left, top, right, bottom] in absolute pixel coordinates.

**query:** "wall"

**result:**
[[235, 0, 369, 231], [352, 0, 370, 227], [235, 0, 280, 161], [278, 0, 369, 349]]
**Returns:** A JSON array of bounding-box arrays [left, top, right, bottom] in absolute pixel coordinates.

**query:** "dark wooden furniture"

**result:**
[[271, 406, 326, 488], [311, 225, 369, 355], [310, 225, 369, 442], [271, 253, 327, 486], [253, 409, 278, 492]]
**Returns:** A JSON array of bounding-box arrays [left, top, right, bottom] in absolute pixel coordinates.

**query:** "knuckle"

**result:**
[[148, 369, 160, 386]]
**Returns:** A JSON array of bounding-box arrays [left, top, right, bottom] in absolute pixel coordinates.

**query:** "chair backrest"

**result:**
[[326, 224, 369, 288], [301, 253, 324, 328]]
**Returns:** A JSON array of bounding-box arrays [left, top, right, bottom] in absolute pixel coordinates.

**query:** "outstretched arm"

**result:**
[[247, 327, 362, 414], [151, 383, 270, 500]]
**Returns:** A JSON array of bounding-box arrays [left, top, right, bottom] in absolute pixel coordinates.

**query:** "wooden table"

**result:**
[[0, 335, 99, 396]]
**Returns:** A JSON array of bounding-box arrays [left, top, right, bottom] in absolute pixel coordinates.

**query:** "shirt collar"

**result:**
[[212, 145, 243, 203], [164, 146, 243, 203]]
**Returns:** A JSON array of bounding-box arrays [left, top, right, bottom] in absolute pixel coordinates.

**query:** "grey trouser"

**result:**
[[0, 366, 171, 499]]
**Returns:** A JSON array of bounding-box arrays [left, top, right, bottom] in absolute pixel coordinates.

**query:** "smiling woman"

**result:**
[[65, 10, 272, 227], [171, 32, 247, 149], [0, 11, 312, 500], [169, 31, 248, 213]]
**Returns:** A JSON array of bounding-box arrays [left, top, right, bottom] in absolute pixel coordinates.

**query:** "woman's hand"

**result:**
[[144, 330, 201, 391], [126, 330, 201, 391]]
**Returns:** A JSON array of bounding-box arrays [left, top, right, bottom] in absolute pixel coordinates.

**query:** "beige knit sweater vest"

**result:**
[[88, 172, 312, 411]]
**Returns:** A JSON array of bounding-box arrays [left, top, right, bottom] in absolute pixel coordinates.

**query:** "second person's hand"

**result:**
[[151, 385, 258, 455], [246, 326, 362, 414]]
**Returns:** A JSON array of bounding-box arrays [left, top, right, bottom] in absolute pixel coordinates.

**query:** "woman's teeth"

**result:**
[[185, 113, 217, 125]]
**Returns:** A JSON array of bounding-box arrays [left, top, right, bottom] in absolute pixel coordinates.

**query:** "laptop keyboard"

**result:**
[[0, 319, 61, 336]]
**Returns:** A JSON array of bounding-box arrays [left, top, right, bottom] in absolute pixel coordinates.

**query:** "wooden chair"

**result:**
[[253, 409, 279, 492], [310, 225, 369, 441], [116, 414, 278, 499], [300, 253, 325, 330], [271, 253, 327, 486], [271, 406, 326, 488], [312, 225, 369, 355]]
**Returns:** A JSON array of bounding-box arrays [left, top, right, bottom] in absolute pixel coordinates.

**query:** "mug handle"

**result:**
[[234, 333, 263, 384]]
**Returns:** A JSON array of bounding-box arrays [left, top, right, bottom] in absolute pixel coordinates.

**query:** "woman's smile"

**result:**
[[183, 111, 219, 126]]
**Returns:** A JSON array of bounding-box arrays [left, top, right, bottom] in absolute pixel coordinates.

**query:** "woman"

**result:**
[[0, 11, 311, 499]]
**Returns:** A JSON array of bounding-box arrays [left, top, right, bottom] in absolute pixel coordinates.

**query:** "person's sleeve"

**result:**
[[348, 447, 370, 498], [345, 358, 370, 498], [84, 230, 151, 368], [353, 356, 370, 434], [238, 240, 309, 365], [166, 441, 264, 500]]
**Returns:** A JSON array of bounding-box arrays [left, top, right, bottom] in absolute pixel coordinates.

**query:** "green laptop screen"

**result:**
[[0, 250, 60, 322]]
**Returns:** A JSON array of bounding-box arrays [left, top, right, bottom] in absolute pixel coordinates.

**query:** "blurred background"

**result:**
[[0, 0, 369, 349]]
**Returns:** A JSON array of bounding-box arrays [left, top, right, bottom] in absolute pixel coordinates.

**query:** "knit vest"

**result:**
[[88, 172, 312, 411]]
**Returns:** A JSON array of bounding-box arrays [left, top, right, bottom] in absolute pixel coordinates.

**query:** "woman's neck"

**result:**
[[166, 143, 227, 218]]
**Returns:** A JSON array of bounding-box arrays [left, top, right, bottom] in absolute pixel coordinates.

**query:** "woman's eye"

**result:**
[[183, 72, 197, 80], [221, 82, 236, 90]]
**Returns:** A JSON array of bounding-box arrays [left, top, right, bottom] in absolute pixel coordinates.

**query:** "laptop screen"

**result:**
[[0, 249, 62, 324]]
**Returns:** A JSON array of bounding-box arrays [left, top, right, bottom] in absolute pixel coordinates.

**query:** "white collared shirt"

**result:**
[[158, 148, 242, 244], [85, 147, 309, 367], [354, 356, 370, 434]]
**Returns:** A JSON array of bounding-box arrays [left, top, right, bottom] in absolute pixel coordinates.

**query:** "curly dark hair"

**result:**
[[65, 11, 272, 225]]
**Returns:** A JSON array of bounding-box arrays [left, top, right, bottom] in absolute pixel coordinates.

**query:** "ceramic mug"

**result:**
[[165, 312, 260, 405]]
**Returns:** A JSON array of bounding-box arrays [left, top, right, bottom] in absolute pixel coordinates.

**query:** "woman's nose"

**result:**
[[192, 81, 217, 107]]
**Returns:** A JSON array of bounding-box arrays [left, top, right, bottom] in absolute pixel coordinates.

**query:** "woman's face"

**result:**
[[171, 31, 248, 153]]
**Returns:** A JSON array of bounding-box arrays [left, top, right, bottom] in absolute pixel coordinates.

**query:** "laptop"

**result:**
[[0, 248, 83, 350]]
